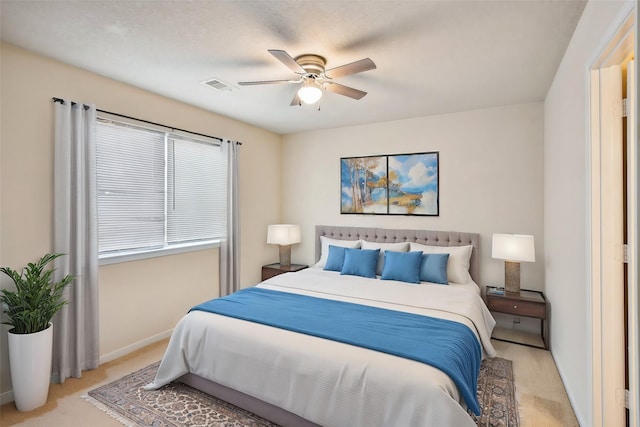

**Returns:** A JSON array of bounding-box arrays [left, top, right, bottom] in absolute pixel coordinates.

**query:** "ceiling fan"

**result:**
[[238, 49, 376, 106]]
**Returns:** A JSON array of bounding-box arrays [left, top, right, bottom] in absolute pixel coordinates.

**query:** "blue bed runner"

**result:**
[[190, 287, 482, 415]]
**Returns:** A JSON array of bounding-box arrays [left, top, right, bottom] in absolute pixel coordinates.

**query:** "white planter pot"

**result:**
[[8, 323, 53, 412]]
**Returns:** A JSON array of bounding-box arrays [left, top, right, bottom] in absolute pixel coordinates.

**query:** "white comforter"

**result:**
[[145, 268, 496, 427]]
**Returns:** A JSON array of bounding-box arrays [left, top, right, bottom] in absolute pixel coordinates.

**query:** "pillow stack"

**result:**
[[324, 245, 380, 278], [314, 236, 361, 269], [315, 236, 473, 285], [360, 241, 410, 275], [410, 242, 473, 284]]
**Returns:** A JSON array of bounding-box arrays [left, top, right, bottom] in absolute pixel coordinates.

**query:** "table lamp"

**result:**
[[267, 224, 301, 267], [492, 233, 535, 293]]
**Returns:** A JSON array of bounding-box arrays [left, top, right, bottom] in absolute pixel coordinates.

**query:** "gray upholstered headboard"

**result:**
[[315, 225, 480, 284]]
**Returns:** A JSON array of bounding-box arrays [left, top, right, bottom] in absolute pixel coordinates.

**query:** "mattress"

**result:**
[[145, 268, 496, 427]]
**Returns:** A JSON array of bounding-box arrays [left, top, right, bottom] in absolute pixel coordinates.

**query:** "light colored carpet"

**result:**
[[492, 338, 579, 427]]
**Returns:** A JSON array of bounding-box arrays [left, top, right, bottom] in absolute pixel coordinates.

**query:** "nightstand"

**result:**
[[485, 286, 548, 350], [261, 263, 308, 281]]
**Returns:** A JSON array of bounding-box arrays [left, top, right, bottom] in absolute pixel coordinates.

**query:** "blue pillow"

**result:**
[[324, 245, 348, 272], [419, 253, 449, 284], [340, 248, 379, 278], [381, 251, 423, 284]]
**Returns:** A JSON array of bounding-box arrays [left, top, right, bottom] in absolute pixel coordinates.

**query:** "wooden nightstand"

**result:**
[[261, 263, 308, 281], [485, 286, 548, 350]]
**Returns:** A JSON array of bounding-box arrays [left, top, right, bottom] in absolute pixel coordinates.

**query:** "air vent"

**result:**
[[202, 78, 234, 92]]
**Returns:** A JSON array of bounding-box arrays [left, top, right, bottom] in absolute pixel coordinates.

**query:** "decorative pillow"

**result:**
[[380, 251, 423, 284], [340, 248, 380, 279], [323, 245, 348, 272], [419, 253, 449, 284], [360, 241, 410, 276], [314, 236, 362, 268], [409, 243, 473, 284]]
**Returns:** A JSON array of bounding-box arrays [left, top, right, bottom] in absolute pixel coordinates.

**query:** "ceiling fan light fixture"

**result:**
[[239, 50, 375, 106], [297, 80, 323, 104]]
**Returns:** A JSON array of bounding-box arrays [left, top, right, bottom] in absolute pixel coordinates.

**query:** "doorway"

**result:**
[[588, 9, 637, 427]]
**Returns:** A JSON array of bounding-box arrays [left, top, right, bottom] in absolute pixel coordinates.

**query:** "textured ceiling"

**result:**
[[0, 1, 586, 135]]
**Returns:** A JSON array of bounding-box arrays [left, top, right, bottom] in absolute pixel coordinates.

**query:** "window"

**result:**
[[96, 117, 226, 263]]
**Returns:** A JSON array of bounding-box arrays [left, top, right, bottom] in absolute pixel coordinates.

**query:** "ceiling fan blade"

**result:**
[[268, 49, 307, 74], [324, 58, 376, 79], [324, 83, 367, 100], [290, 92, 302, 106], [238, 79, 297, 86]]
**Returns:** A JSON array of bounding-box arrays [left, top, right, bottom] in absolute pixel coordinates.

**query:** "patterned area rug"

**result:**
[[84, 358, 518, 427], [473, 357, 519, 427]]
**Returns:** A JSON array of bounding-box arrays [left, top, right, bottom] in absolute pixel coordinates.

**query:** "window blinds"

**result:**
[[167, 137, 227, 243], [96, 119, 227, 256]]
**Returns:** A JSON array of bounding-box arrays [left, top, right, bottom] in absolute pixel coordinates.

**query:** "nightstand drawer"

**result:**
[[486, 297, 546, 319]]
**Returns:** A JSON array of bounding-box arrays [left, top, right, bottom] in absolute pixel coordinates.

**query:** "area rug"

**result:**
[[84, 357, 518, 427], [472, 357, 519, 427]]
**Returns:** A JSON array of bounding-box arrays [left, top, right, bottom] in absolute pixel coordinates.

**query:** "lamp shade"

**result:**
[[267, 224, 301, 245], [492, 234, 535, 262]]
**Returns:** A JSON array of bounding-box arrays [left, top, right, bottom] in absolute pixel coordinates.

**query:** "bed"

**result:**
[[145, 225, 496, 427]]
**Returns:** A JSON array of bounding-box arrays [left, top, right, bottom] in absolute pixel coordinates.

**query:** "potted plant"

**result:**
[[0, 253, 74, 412]]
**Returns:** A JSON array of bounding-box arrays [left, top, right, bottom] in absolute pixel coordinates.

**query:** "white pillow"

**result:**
[[409, 243, 473, 284], [314, 236, 362, 268], [360, 241, 410, 276]]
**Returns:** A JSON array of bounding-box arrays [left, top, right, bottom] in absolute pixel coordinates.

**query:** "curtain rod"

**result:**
[[52, 97, 241, 144]]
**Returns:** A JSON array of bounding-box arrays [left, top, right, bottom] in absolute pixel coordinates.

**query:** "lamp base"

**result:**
[[504, 261, 521, 293], [279, 245, 292, 267]]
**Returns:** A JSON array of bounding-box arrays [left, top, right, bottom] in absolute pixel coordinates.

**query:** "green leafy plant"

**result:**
[[0, 253, 75, 334]]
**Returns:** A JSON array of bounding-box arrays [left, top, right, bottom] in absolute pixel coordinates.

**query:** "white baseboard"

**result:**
[[0, 329, 173, 406], [0, 389, 14, 406], [99, 328, 173, 364], [551, 350, 584, 426]]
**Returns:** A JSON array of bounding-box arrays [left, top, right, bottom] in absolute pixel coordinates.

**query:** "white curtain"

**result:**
[[219, 140, 241, 297], [52, 99, 99, 382]]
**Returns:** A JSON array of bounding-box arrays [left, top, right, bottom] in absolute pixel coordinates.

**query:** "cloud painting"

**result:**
[[341, 152, 438, 216], [388, 152, 439, 215]]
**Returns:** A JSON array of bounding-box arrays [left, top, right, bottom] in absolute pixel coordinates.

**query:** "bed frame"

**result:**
[[178, 225, 480, 426]]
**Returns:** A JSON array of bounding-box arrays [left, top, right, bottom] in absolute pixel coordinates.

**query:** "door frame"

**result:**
[[588, 6, 637, 427], [627, 57, 638, 427]]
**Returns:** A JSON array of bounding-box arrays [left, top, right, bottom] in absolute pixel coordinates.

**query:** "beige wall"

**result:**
[[0, 43, 282, 396], [544, 1, 633, 425], [282, 102, 545, 289]]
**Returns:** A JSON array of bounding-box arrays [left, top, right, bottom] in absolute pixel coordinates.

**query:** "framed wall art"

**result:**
[[340, 152, 439, 216]]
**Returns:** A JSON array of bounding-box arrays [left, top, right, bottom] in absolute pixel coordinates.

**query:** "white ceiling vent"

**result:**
[[202, 78, 234, 92]]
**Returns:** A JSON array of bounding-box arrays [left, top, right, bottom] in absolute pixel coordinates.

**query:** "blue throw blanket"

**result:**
[[191, 287, 482, 415]]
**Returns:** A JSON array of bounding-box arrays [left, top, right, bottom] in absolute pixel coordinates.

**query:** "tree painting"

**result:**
[[341, 156, 387, 213], [340, 152, 439, 216], [388, 153, 438, 215]]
